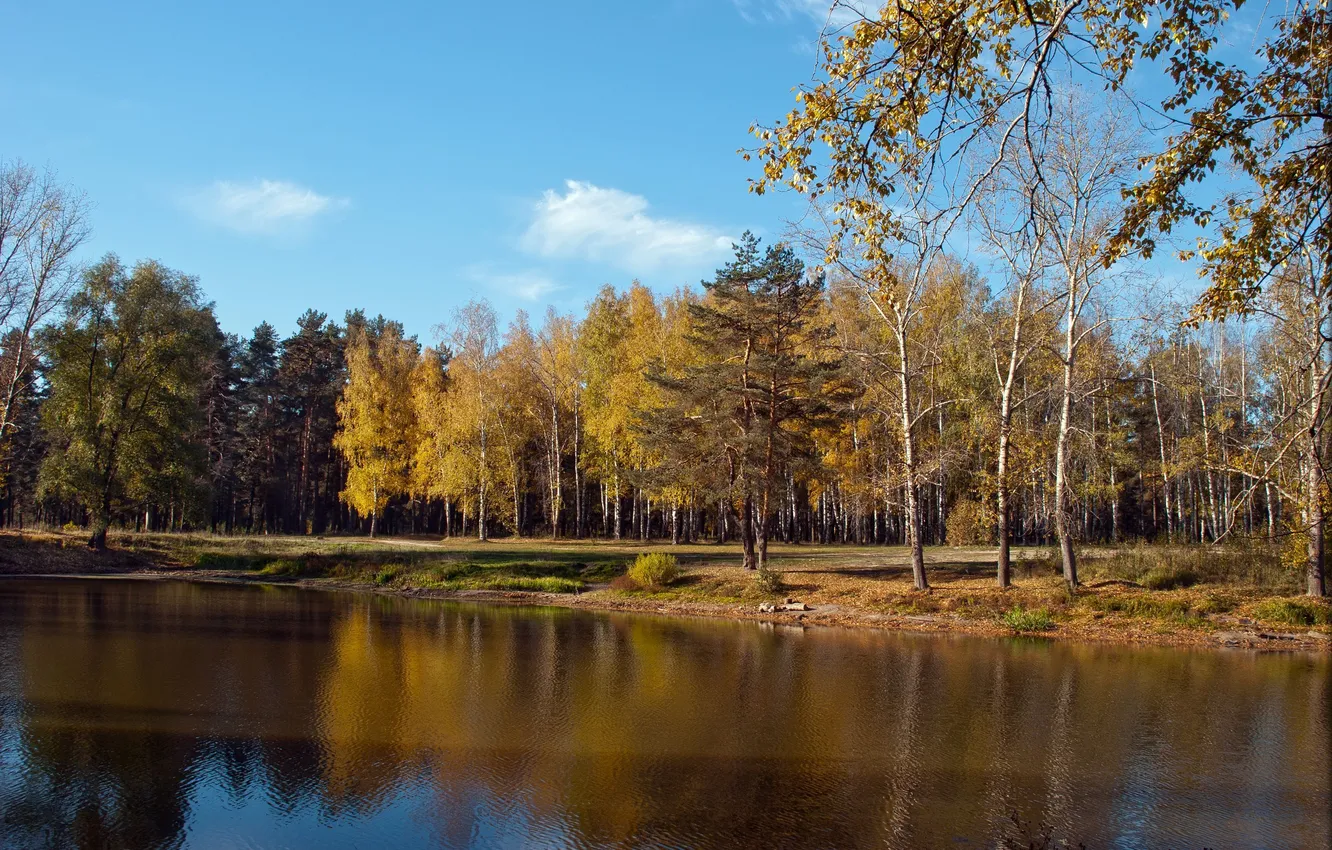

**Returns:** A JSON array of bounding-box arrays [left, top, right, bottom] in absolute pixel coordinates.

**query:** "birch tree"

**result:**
[[334, 322, 418, 536], [0, 161, 89, 461]]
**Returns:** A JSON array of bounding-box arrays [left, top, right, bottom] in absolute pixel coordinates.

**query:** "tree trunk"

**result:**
[[995, 312, 1021, 589], [1150, 364, 1174, 542], [573, 398, 583, 537], [612, 470, 621, 540], [1306, 320, 1328, 596], [996, 420, 1012, 589], [1055, 311, 1078, 590], [740, 493, 757, 570], [897, 331, 927, 590]]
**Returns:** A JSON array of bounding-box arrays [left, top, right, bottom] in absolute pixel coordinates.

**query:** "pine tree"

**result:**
[[650, 233, 844, 569]]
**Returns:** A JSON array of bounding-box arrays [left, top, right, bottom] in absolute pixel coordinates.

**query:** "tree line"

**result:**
[[0, 160, 1323, 596], [1, 0, 1326, 598]]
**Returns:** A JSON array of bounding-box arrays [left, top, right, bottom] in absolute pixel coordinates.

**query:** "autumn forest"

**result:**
[[3, 1, 1330, 603]]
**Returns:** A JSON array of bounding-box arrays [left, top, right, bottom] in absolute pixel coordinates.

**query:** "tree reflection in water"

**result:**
[[0, 578, 1325, 849]]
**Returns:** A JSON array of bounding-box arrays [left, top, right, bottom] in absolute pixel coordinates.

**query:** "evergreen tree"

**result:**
[[276, 310, 346, 533], [650, 233, 844, 569]]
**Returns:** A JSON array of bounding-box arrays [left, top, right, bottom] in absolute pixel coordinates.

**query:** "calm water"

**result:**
[[0, 579, 1326, 849]]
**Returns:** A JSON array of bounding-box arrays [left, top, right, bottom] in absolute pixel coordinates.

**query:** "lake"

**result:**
[[0, 577, 1325, 849]]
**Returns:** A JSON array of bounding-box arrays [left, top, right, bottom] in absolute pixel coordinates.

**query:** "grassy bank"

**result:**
[[0, 529, 1328, 649]]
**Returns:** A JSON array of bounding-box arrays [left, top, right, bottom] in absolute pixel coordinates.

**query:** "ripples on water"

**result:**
[[0, 578, 1326, 849]]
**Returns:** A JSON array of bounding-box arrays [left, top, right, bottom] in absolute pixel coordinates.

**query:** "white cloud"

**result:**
[[733, 0, 878, 29], [522, 180, 734, 272], [186, 179, 349, 235], [466, 266, 563, 302]]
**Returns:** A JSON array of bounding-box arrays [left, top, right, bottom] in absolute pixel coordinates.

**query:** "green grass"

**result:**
[[462, 576, 583, 593], [1140, 566, 1200, 591], [1250, 598, 1332, 627], [1076, 592, 1232, 627], [15, 530, 1330, 639], [1081, 541, 1295, 592], [256, 559, 310, 577], [196, 552, 274, 570], [1000, 605, 1055, 633], [190, 545, 604, 595]]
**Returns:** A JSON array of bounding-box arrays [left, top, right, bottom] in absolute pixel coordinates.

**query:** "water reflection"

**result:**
[[0, 578, 1326, 849]]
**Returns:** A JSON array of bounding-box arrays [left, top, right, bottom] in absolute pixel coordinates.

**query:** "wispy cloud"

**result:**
[[186, 179, 349, 235], [732, 0, 877, 29], [466, 265, 564, 302], [522, 180, 733, 272]]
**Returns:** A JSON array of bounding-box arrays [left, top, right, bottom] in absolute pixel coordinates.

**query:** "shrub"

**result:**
[[945, 499, 995, 546], [1000, 605, 1055, 633], [61, 521, 81, 534], [1251, 598, 1332, 627], [609, 574, 640, 591], [755, 566, 784, 594], [627, 553, 679, 588], [373, 567, 399, 586], [257, 559, 305, 577], [1140, 566, 1200, 591]]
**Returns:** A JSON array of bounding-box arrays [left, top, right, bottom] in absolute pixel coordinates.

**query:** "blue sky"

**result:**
[[4, 1, 1280, 342], [4, 0, 842, 340]]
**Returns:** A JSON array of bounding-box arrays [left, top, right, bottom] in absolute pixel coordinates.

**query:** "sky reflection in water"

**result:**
[[0, 578, 1325, 849]]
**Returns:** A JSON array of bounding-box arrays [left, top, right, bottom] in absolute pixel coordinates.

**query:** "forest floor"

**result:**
[[1, 529, 1329, 651]]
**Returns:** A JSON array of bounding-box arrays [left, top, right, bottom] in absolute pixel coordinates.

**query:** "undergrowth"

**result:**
[[1000, 606, 1055, 633], [1081, 541, 1294, 592], [240, 553, 593, 593], [1250, 598, 1332, 627]]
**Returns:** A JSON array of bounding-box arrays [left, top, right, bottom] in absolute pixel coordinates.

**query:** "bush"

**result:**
[[945, 499, 995, 546], [1000, 605, 1055, 633], [373, 567, 399, 586], [1140, 566, 1200, 591], [256, 558, 306, 577], [1251, 598, 1332, 627], [61, 521, 81, 534], [628, 553, 679, 588], [755, 566, 784, 595]]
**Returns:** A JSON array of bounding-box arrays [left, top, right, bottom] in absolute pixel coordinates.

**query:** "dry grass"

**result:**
[[0, 530, 1327, 640]]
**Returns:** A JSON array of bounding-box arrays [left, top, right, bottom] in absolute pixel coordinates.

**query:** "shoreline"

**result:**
[[14, 567, 1331, 653]]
